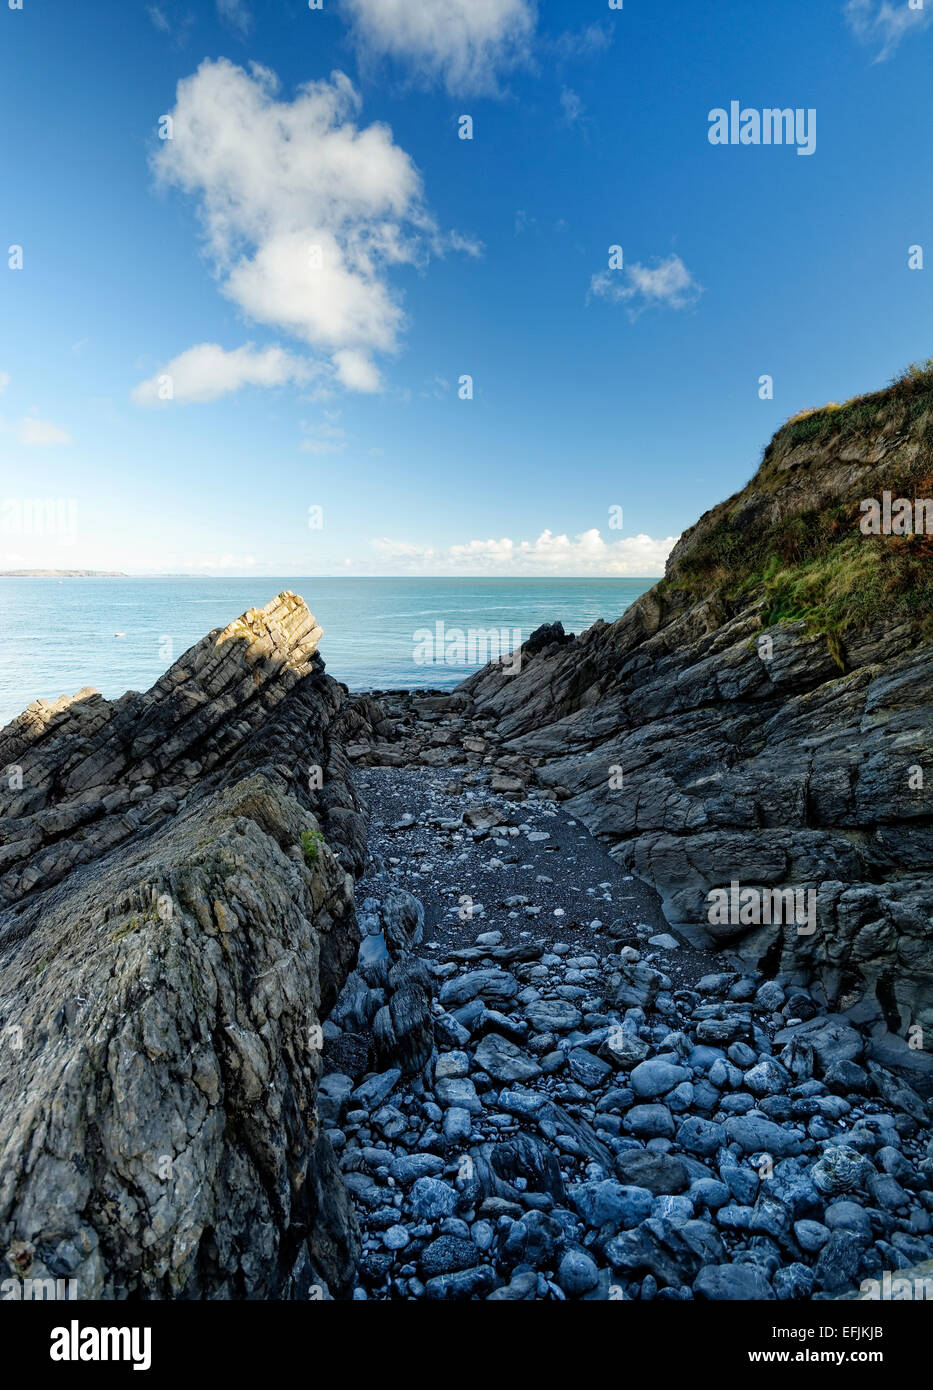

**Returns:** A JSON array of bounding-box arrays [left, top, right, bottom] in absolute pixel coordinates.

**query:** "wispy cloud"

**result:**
[[0, 382, 72, 443], [133, 343, 316, 406], [559, 86, 586, 129], [371, 528, 677, 577], [216, 0, 251, 37], [550, 22, 613, 62], [146, 1, 195, 46], [589, 254, 702, 318], [844, 0, 932, 61], [147, 4, 170, 33], [419, 375, 450, 399], [341, 0, 536, 96], [16, 415, 72, 446], [300, 411, 347, 455]]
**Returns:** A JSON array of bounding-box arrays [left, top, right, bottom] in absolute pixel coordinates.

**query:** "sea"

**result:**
[[0, 576, 655, 728]]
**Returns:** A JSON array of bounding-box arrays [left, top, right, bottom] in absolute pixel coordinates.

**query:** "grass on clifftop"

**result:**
[[778, 358, 933, 453], [665, 362, 933, 654]]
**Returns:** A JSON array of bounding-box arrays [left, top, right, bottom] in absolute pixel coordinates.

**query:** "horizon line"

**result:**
[[0, 572, 664, 582]]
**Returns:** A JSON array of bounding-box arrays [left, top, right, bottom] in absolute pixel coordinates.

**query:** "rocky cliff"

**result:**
[[1, 373, 931, 1305], [456, 373, 933, 1095], [0, 593, 367, 1298]]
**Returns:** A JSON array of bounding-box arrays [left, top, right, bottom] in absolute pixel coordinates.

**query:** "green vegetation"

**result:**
[[665, 362, 933, 659], [779, 359, 933, 452], [300, 829, 326, 866], [109, 916, 146, 943]]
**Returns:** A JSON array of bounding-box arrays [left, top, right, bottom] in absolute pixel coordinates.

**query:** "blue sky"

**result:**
[[1, 0, 932, 577]]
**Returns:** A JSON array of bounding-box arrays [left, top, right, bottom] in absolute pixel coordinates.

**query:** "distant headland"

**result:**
[[0, 570, 128, 578]]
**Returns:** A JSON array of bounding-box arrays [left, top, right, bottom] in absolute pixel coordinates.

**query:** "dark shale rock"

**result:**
[[0, 595, 366, 1298], [456, 413, 933, 1064]]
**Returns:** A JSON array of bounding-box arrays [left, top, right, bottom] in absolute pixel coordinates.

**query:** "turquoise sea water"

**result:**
[[0, 576, 655, 728]]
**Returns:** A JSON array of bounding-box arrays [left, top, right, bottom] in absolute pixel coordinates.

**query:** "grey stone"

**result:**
[[435, 1050, 470, 1080], [794, 1219, 831, 1253], [723, 1115, 805, 1157], [410, 1178, 459, 1221], [824, 1200, 873, 1240], [569, 1180, 654, 1232], [630, 1058, 691, 1099], [567, 1048, 613, 1088], [557, 1249, 600, 1295], [390, 1154, 445, 1184], [425, 1266, 497, 1300], [676, 1117, 724, 1156], [442, 1106, 473, 1142], [624, 1104, 675, 1140], [693, 1264, 775, 1300], [420, 1235, 482, 1277], [525, 1000, 583, 1033], [439, 968, 518, 1008], [474, 1034, 542, 1084], [614, 1150, 689, 1196], [435, 1077, 482, 1114], [352, 1069, 402, 1110]]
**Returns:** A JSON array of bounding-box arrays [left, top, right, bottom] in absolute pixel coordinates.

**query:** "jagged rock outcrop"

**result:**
[[456, 381, 933, 1093], [0, 594, 366, 1297], [0, 591, 368, 902]]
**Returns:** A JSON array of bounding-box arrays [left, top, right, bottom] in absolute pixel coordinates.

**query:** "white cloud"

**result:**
[[147, 5, 170, 32], [17, 416, 72, 446], [217, 0, 251, 36], [301, 410, 347, 454], [559, 86, 585, 128], [342, 0, 536, 95], [133, 343, 316, 405], [0, 393, 73, 444], [844, 0, 931, 61], [551, 23, 613, 62], [146, 1, 194, 43], [371, 527, 677, 576], [420, 374, 450, 399], [590, 254, 702, 318], [333, 347, 383, 393], [144, 60, 465, 403]]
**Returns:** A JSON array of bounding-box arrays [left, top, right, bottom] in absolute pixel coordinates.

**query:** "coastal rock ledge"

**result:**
[[454, 380, 933, 1096], [0, 593, 368, 1298]]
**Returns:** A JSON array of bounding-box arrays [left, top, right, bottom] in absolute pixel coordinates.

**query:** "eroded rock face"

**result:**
[[0, 592, 369, 901], [0, 594, 365, 1297], [455, 432, 933, 1083]]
